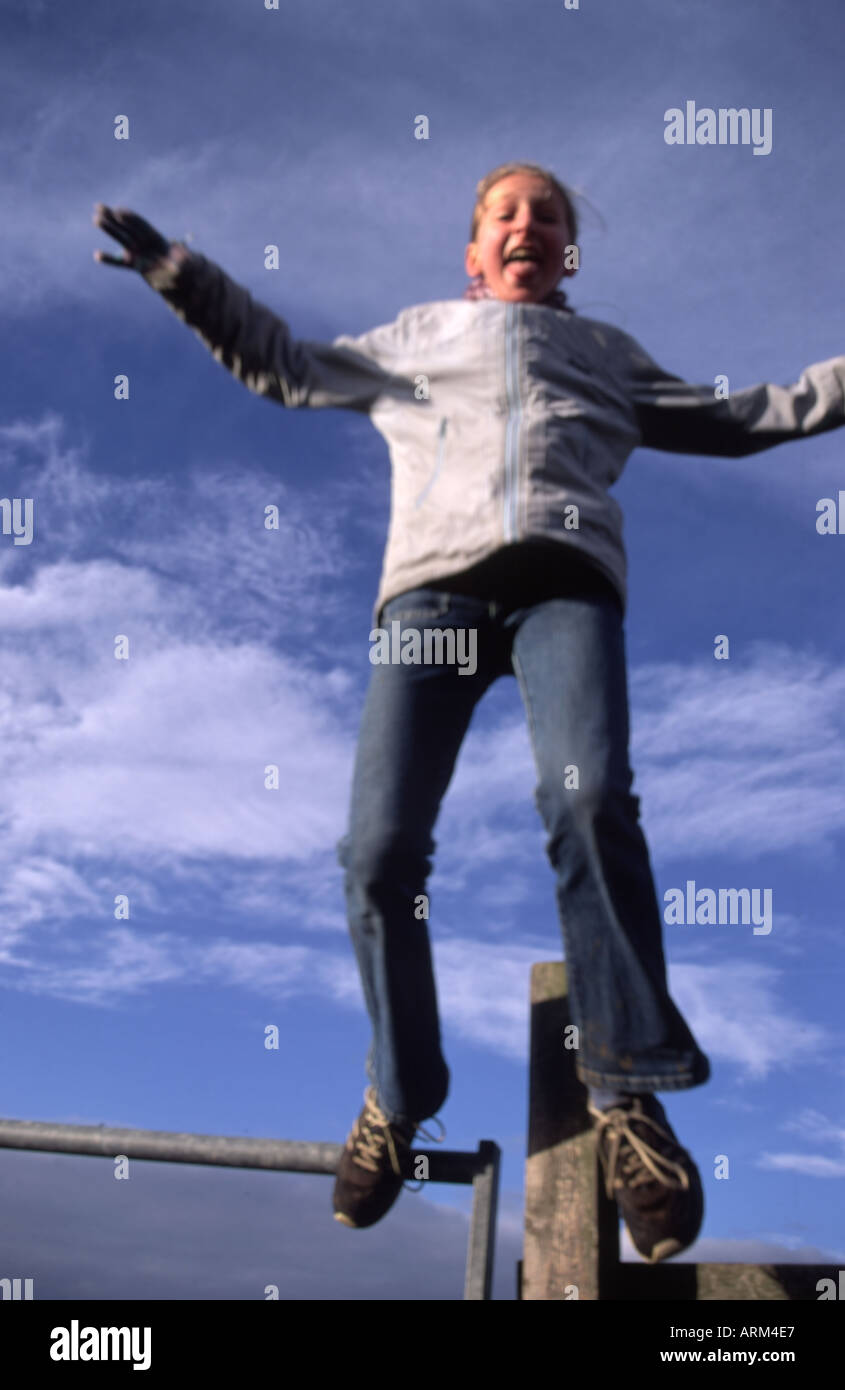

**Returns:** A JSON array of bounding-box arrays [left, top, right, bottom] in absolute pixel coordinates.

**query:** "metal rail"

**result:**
[[0, 1117, 500, 1300]]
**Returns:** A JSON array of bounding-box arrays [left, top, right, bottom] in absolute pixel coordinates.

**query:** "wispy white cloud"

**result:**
[[630, 646, 845, 861], [757, 1107, 845, 1178], [711, 1094, 762, 1115], [0, 857, 102, 955], [0, 633, 355, 857], [0, 419, 360, 895], [434, 938, 540, 1060], [757, 1152, 845, 1178], [3, 927, 362, 1009], [780, 1108, 845, 1148], [4, 106, 454, 324], [669, 961, 829, 1081]]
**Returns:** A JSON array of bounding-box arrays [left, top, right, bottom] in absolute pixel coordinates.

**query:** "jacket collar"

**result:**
[[463, 274, 573, 312]]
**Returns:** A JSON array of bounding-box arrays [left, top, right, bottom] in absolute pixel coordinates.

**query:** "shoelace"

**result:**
[[348, 1089, 445, 1178], [401, 1114, 447, 1193], [589, 1101, 690, 1200]]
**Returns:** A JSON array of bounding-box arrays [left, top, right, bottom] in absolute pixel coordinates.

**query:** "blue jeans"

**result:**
[[336, 585, 710, 1124]]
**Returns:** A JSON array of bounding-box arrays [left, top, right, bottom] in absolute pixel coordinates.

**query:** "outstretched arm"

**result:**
[[621, 332, 845, 457], [92, 204, 410, 414]]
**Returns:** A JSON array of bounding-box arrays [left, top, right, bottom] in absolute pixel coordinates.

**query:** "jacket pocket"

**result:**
[[412, 416, 448, 508]]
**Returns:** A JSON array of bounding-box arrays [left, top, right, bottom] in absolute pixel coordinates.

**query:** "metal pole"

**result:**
[[0, 1117, 344, 1172], [463, 1139, 501, 1300], [0, 1117, 501, 1300]]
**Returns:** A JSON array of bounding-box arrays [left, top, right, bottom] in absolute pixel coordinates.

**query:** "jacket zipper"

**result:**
[[413, 416, 447, 508], [504, 304, 522, 541]]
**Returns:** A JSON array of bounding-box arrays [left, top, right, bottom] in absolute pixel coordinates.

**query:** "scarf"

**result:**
[[463, 274, 572, 312]]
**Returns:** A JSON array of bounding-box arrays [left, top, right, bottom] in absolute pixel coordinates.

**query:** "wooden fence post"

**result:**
[[521, 961, 841, 1301], [522, 960, 617, 1300]]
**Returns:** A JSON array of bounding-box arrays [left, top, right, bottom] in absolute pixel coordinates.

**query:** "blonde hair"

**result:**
[[470, 162, 578, 244]]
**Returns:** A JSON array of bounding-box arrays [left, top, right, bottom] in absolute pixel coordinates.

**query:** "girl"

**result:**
[[93, 164, 845, 1263]]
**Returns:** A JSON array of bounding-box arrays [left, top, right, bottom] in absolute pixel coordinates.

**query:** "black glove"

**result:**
[[92, 204, 172, 272]]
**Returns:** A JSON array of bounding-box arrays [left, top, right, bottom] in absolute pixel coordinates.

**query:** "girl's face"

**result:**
[[464, 173, 576, 303]]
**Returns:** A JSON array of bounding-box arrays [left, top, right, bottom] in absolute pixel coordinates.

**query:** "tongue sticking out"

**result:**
[[506, 257, 541, 275]]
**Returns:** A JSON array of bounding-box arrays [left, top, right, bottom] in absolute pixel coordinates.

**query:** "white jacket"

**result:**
[[144, 247, 845, 627]]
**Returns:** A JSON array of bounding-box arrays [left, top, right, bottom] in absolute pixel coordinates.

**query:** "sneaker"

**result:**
[[588, 1094, 704, 1263], [333, 1086, 442, 1229]]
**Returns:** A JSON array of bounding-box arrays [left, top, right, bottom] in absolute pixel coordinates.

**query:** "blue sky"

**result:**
[[0, 0, 843, 1299]]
